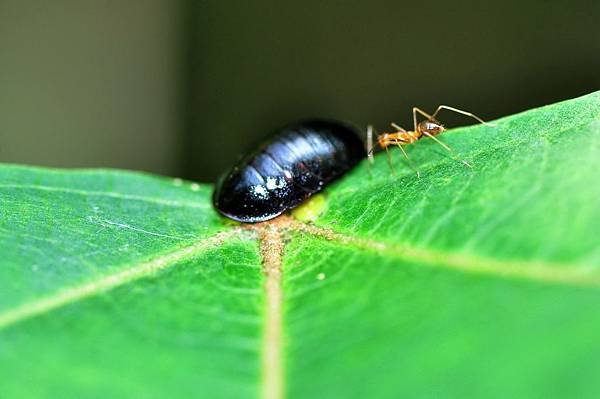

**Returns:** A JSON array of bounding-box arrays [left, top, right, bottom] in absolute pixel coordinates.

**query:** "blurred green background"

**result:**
[[1, 1, 598, 182]]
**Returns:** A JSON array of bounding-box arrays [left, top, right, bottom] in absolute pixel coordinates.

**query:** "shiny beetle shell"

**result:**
[[213, 119, 364, 223]]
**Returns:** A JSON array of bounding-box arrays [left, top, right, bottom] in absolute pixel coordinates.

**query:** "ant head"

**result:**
[[376, 133, 392, 148], [418, 120, 445, 136]]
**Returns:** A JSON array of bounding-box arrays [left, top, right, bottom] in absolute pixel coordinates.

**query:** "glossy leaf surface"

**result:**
[[0, 92, 599, 398]]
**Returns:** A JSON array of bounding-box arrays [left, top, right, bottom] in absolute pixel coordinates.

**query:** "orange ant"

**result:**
[[367, 105, 495, 177]]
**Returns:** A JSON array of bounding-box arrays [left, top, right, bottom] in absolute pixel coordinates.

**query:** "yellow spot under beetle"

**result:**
[[291, 193, 327, 222]]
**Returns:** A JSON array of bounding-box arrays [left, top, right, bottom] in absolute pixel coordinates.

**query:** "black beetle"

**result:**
[[213, 119, 364, 223]]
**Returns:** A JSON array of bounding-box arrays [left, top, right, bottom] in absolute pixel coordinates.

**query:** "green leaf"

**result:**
[[1, 91, 599, 398]]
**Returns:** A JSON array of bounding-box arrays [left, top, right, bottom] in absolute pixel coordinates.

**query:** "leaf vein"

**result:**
[[290, 222, 600, 287], [0, 229, 242, 331]]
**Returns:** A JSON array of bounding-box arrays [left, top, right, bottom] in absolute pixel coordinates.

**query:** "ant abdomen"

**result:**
[[418, 120, 445, 136]]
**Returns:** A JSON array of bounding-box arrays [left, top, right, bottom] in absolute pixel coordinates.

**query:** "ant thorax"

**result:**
[[377, 129, 419, 147]]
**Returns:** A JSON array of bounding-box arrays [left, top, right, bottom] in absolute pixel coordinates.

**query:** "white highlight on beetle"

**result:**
[[266, 177, 285, 190], [251, 185, 269, 200]]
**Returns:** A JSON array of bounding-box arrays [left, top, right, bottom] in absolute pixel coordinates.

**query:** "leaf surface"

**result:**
[[0, 92, 599, 398]]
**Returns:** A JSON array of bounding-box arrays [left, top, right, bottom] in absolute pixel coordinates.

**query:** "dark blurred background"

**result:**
[[1, 1, 598, 182]]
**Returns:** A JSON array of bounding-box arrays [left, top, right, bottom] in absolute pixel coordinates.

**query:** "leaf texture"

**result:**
[[0, 91, 599, 398]]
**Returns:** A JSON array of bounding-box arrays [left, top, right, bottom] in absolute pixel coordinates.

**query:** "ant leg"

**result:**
[[390, 122, 407, 132], [421, 131, 472, 168], [384, 146, 397, 176], [413, 107, 440, 131], [395, 142, 421, 178], [432, 105, 496, 127], [421, 131, 451, 152]]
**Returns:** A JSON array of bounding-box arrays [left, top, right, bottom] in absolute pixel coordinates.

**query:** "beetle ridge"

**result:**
[[213, 119, 364, 223]]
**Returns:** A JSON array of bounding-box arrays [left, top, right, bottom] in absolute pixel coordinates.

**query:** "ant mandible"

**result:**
[[367, 105, 495, 177]]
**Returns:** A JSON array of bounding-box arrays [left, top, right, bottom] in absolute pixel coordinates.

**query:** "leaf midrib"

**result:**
[[1, 218, 597, 332]]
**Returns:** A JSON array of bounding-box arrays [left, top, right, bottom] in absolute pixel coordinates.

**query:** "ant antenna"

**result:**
[[366, 125, 375, 164]]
